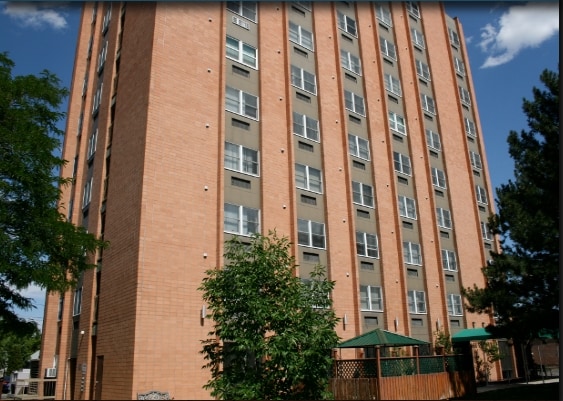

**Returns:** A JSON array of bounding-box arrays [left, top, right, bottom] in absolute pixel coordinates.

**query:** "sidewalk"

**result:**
[[476, 377, 559, 393]]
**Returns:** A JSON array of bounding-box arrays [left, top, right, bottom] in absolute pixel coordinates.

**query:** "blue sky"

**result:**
[[0, 1, 559, 329]]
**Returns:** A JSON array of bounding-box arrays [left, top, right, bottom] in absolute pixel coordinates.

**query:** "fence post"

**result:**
[[414, 346, 420, 374], [375, 346, 382, 400]]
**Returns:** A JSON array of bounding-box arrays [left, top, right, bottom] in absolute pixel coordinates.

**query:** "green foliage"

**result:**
[[464, 68, 559, 343], [434, 329, 453, 354], [0, 53, 107, 336], [199, 232, 340, 400], [474, 341, 503, 385], [0, 321, 41, 374]]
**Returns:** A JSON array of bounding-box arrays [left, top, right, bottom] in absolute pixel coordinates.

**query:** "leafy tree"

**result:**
[[199, 232, 339, 400], [464, 68, 559, 343], [0, 53, 107, 337], [0, 322, 41, 375]]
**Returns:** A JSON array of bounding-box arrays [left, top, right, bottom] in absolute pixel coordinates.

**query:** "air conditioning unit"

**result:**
[[232, 16, 250, 30], [45, 368, 57, 378]]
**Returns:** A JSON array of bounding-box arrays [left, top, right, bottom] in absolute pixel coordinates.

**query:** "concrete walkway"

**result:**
[[476, 377, 559, 393]]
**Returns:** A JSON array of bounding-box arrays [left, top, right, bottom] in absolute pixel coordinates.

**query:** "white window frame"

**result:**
[[408, 290, 427, 314], [297, 219, 326, 249], [293, 112, 319, 141], [425, 129, 441, 151], [225, 86, 259, 120], [449, 28, 460, 47], [295, 163, 322, 193], [459, 86, 471, 106], [380, 37, 397, 60], [431, 167, 447, 189], [82, 177, 93, 208], [421, 93, 436, 114], [97, 40, 108, 74], [348, 134, 370, 160], [340, 50, 362, 75], [352, 181, 374, 208], [227, 1, 257, 23], [406, 2, 420, 18], [476, 185, 488, 205], [403, 241, 422, 265], [291, 65, 317, 95], [464, 117, 477, 137], [289, 21, 314, 51], [224, 142, 260, 176], [375, 4, 392, 27], [442, 249, 457, 271], [92, 84, 103, 116], [226, 36, 258, 69], [337, 11, 357, 37], [224, 203, 260, 236], [411, 28, 425, 48], [87, 129, 98, 160], [481, 221, 493, 241], [454, 57, 465, 76], [292, 1, 311, 11], [360, 285, 383, 311], [447, 294, 463, 316], [436, 207, 452, 229], [415, 59, 431, 81], [344, 90, 365, 116], [470, 151, 482, 170], [388, 111, 406, 135], [398, 195, 417, 219], [101, 5, 111, 34], [356, 232, 379, 258], [73, 286, 83, 316], [384, 73, 402, 97], [82, 74, 88, 97], [393, 151, 412, 176]]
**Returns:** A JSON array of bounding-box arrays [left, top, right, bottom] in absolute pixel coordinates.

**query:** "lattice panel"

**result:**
[[333, 359, 379, 378]]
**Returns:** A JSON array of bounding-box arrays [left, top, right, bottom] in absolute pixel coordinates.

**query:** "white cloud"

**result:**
[[2, 2, 68, 30], [478, 2, 559, 68]]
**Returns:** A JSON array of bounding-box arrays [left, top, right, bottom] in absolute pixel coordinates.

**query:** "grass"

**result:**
[[453, 382, 559, 400]]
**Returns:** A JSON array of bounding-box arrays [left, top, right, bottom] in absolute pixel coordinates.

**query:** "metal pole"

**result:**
[[537, 345, 544, 383]]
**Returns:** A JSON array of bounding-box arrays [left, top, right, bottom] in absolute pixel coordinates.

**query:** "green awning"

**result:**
[[451, 328, 494, 343], [337, 329, 429, 348]]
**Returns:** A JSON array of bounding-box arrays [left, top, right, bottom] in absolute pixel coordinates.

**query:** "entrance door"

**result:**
[[94, 356, 104, 400]]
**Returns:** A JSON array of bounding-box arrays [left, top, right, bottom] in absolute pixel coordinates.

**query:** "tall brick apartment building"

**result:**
[[40, 2, 500, 399]]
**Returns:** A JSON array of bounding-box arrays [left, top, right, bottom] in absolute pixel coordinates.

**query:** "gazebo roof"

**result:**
[[337, 328, 429, 348]]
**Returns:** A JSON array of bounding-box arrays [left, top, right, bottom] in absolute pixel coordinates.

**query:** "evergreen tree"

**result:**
[[0, 53, 107, 336], [199, 232, 339, 400], [464, 68, 559, 343]]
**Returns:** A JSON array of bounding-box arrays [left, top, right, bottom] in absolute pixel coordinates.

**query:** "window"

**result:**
[[297, 219, 326, 248], [337, 11, 357, 36], [356, 232, 379, 258], [398, 195, 417, 219], [83, 177, 93, 207], [295, 163, 322, 193], [224, 203, 260, 235], [415, 59, 431, 80], [92, 84, 103, 116], [384, 73, 402, 97], [476, 185, 488, 204], [293, 1, 312, 11], [226, 86, 259, 119], [408, 290, 427, 314], [447, 294, 463, 316], [291, 65, 317, 94], [375, 4, 392, 27], [225, 142, 259, 176], [448, 28, 460, 47], [411, 28, 425, 48], [436, 207, 452, 229], [454, 57, 465, 75], [289, 21, 314, 51], [464, 117, 477, 137], [344, 90, 365, 116], [459, 86, 471, 106], [442, 249, 457, 271], [341, 50, 362, 75], [352, 181, 374, 207], [403, 241, 422, 265], [87, 129, 98, 160], [82, 75, 88, 97], [380, 37, 396, 60], [470, 151, 482, 170], [226, 36, 258, 68], [293, 112, 319, 141], [73, 287, 83, 316], [348, 134, 370, 160], [97, 40, 108, 73], [431, 167, 446, 189], [393, 152, 411, 176], [227, 1, 257, 22], [425, 129, 441, 151], [421, 94, 436, 114], [481, 221, 493, 241], [360, 285, 383, 311], [388, 111, 406, 135], [101, 5, 111, 34], [406, 2, 420, 18]]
